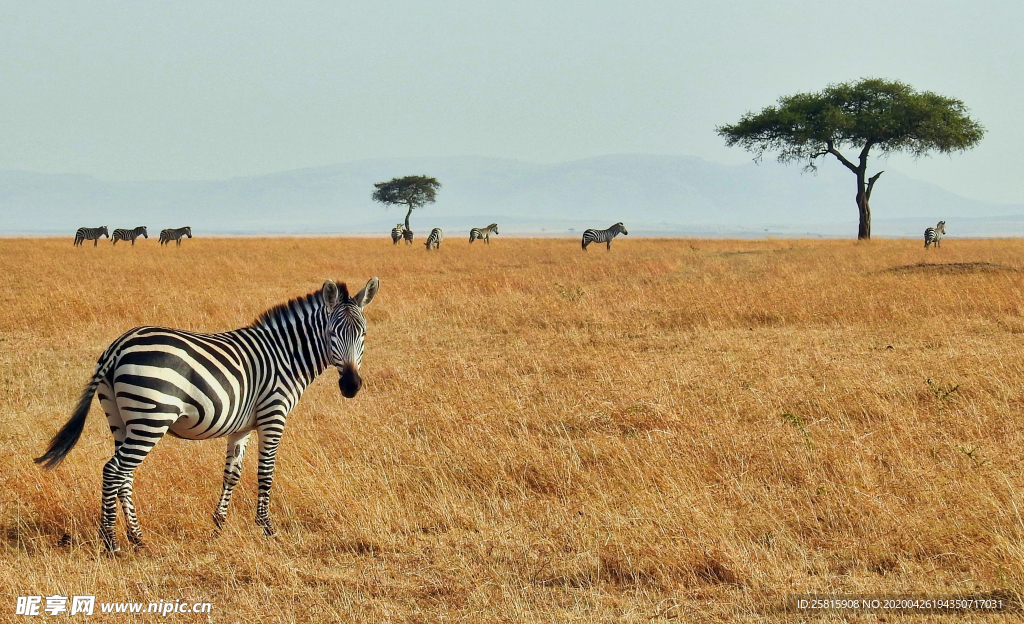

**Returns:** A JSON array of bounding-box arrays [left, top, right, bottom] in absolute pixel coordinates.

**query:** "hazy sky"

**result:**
[[2, 1, 1021, 203]]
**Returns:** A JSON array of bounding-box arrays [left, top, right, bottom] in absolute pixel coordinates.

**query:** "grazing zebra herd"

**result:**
[[74, 225, 192, 247], [36, 278, 379, 552], [40, 214, 955, 553]]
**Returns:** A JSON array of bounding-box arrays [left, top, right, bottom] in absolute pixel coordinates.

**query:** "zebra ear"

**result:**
[[322, 280, 340, 311], [353, 277, 379, 308]]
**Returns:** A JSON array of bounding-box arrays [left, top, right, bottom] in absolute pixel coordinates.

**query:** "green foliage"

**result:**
[[717, 78, 985, 170], [926, 378, 959, 410], [371, 175, 442, 229], [781, 412, 812, 449]]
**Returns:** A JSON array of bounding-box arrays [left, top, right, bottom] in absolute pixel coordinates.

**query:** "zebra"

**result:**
[[391, 224, 405, 245], [402, 228, 415, 245], [35, 278, 379, 553], [581, 222, 628, 251], [924, 221, 946, 249], [424, 228, 443, 250], [112, 226, 148, 246], [74, 226, 109, 247], [159, 226, 192, 246], [469, 223, 499, 244]]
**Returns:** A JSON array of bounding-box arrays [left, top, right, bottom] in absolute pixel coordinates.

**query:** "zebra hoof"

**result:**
[[99, 528, 120, 553], [256, 518, 276, 537], [212, 512, 226, 531], [127, 533, 147, 548]]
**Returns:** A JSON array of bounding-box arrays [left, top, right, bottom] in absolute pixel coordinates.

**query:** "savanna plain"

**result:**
[[2, 236, 1024, 622]]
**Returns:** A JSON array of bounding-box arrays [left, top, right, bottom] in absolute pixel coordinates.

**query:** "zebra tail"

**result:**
[[34, 373, 102, 470]]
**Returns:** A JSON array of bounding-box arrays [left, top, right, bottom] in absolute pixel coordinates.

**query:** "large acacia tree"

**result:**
[[717, 78, 984, 239], [372, 175, 442, 231]]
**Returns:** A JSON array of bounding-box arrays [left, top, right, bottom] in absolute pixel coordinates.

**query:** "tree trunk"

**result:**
[[856, 170, 871, 240], [404, 206, 413, 231]]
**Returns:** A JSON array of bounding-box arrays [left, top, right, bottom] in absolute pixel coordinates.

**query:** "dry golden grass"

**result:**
[[3, 235, 1024, 622]]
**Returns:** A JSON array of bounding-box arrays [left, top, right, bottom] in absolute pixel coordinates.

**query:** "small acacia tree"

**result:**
[[717, 78, 984, 239], [371, 175, 442, 231]]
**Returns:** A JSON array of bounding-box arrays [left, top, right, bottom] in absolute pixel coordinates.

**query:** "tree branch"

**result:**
[[826, 140, 859, 173], [865, 171, 884, 200]]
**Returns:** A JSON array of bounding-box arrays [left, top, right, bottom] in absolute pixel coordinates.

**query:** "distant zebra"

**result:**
[[469, 223, 499, 244], [424, 228, 443, 250], [581, 222, 628, 251], [391, 224, 405, 245], [112, 226, 148, 246], [35, 278, 379, 552], [74, 226, 109, 247], [924, 221, 946, 249], [402, 228, 415, 245], [159, 226, 192, 246]]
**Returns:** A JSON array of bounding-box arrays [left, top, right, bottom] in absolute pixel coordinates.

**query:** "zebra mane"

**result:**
[[251, 283, 349, 327]]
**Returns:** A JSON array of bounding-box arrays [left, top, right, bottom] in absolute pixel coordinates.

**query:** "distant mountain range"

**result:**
[[2, 154, 1022, 237]]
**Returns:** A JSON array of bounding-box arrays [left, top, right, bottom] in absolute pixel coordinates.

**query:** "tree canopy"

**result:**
[[372, 175, 441, 231], [717, 78, 985, 239]]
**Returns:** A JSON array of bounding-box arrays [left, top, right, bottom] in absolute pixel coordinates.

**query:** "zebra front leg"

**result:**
[[212, 431, 252, 532], [254, 427, 283, 536]]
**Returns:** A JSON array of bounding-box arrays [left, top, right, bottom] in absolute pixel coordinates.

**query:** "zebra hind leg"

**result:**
[[99, 418, 172, 553], [212, 431, 252, 533], [118, 477, 145, 547]]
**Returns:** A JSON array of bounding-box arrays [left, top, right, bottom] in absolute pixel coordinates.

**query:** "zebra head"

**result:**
[[490, 224, 499, 234], [615, 222, 628, 236], [937, 221, 946, 234], [141, 226, 148, 239], [101, 226, 109, 238], [322, 278, 379, 398], [185, 227, 193, 238]]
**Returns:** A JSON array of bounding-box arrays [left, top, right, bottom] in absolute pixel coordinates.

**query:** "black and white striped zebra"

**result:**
[[469, 223, 499, 244], [74, 226, 109, 247], [159, 226, 192, 246], [391, 224, 405, 245], [424, 228, 443, 250], [581, 222, 628, 251], [35, 278, 379, 552], [112, 226, 148, 246], [402, 228, 415, 245], [924, 221, 946, 249]]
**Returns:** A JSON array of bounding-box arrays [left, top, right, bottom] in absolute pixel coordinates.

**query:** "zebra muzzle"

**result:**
[[338, 365, 362, 398]]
